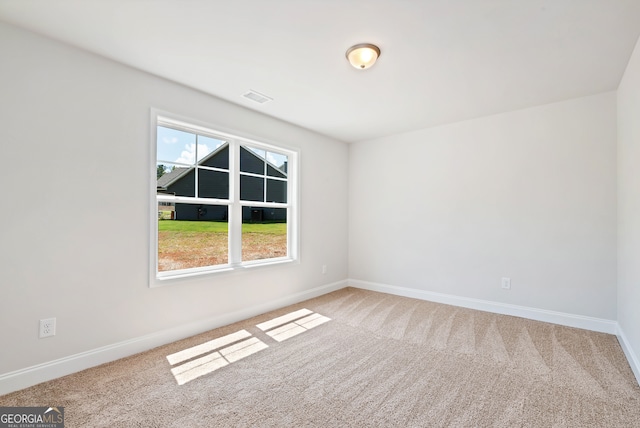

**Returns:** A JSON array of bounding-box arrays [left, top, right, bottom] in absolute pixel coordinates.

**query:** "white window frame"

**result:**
[[150, 110, 299, 286]]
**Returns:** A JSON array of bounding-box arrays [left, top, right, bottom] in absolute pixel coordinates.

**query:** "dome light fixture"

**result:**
[[345, 43, 381, 70]]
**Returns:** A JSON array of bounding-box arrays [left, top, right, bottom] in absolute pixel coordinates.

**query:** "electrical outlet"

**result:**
[[501, 277, 511, 290], [321, 265, 327, 274], [40, 318, 56, 338]]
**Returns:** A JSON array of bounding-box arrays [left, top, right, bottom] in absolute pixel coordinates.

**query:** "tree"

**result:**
[[157, 164, 167, 179]]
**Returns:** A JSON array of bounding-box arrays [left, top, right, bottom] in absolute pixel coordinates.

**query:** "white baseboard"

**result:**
[[0, 280, 348, 396], [616, 326, 640, 386], [348, 279, 618, 334], [4, 279, 631, 396]]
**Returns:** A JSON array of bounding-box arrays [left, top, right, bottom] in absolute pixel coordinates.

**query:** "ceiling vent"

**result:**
[[242, 90, 273, 104]]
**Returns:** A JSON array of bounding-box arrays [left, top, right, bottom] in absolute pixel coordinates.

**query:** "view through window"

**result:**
[[154, 115, 296, 280]]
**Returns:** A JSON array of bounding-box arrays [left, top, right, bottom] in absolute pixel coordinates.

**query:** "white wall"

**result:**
[[349, 92, 617, 320], [2, 19, 636, 393], [617, 36, 640, 379], [0, 22, 348, 378]]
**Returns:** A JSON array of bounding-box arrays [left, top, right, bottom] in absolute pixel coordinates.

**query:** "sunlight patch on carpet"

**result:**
[[257, 309, 331, 342], [166, 330, 268, 385]]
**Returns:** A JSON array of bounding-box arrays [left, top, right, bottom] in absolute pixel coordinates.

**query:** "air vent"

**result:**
[[242, 90, 273, 104]]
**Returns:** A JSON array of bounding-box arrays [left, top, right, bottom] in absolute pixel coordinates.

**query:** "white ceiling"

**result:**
[[1, 0, 640, 143]]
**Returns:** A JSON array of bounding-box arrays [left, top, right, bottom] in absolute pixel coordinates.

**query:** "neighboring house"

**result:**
[[157, 144, 287, 222]]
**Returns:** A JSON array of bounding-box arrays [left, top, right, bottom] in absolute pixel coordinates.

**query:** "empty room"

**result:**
[[1, 1, 639, 426]]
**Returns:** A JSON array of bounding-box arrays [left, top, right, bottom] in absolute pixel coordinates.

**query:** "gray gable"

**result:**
[[157, 167, 192, 190]]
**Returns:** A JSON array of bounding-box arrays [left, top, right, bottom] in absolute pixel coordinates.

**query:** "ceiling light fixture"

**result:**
[[346, 43, 381, 70]]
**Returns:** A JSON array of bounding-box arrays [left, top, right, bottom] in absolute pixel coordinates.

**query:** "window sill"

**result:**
[[151, 258, 295, 287]]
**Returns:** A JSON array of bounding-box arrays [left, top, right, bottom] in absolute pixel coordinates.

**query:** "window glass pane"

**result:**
[[266, 152, 288, 177], [266, 164, 286, 178], [240, 175, 264, 202], [157, 204, 228, 271], [157, 165, 195, 197], [157, 126, 197, 165], [266, 179, 287, 203], [198, 169, 229, 199], [154, 117, 296, 279], [240, 146, 265, 174], [199, 143, 229, 169], [242, 208, 287, 262], [248, 147, 266, 159]]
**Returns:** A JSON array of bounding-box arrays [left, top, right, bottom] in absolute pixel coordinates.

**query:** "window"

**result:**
[[152, 113, 297, 283]]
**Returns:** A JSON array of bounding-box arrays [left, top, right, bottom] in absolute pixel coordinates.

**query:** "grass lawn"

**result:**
[[159, 220, 286, 234], [158, 220, 286, 271]]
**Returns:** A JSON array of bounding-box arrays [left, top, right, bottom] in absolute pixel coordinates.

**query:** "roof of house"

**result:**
[[157, 143, 287, 190], [157, 167, 192, 190]]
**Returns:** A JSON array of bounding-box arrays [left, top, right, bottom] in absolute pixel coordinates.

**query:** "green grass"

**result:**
[[242, 222, 287, 233], [158, 220, 286, 234]]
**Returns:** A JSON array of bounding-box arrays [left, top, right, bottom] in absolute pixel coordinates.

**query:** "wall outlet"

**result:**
[[501, 277, 511, 290], [39, 318, 56, 338], [321, 265, 327, 274]]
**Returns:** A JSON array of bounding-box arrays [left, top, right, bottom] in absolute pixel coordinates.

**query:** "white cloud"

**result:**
[[175, 143, 211, 164]]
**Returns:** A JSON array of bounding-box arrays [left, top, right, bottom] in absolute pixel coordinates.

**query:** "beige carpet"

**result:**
[[2, 288, 639, 427]]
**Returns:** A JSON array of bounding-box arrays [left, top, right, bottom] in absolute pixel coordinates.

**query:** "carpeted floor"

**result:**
[[2, 287, 639, 427]]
